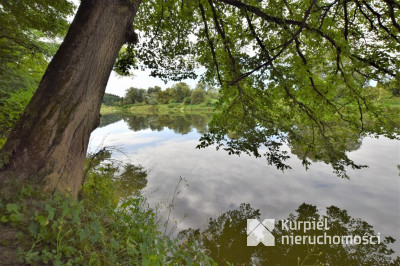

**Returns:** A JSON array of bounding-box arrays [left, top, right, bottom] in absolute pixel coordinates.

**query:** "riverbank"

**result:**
[[100, 103, 216, 115], [0, 151, 213, 264]]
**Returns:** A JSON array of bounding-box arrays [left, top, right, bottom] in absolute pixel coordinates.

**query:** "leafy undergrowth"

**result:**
[[0, 151, 215, 265]]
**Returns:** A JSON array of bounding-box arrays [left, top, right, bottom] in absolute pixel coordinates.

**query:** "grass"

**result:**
[[100, 105, 125, 114]]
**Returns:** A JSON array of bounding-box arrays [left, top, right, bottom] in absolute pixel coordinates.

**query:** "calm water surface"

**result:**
[[89, 113, 400, 256]]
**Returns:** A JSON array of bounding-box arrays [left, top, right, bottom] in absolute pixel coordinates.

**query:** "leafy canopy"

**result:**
[[127, 0, 400, 177], [0, 0, 75, 145], [0, 0, 74, 91]]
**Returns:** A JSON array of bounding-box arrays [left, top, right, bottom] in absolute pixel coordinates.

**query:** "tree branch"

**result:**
[[198, 2, 223, 86], [228, 0, 317, 85], [207, 0, 247, 115]]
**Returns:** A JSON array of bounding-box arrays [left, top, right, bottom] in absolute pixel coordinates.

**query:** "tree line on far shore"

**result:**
[[102, 82, 220, 107]]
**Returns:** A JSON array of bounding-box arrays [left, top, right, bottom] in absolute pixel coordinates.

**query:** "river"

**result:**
[[89, 113, 400, 261]]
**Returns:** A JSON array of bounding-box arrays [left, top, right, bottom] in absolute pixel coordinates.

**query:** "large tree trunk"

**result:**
[[0, 0, 141, 197]]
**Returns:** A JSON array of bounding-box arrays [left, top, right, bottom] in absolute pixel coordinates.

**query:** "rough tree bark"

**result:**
[[0, 0, 141, 197]]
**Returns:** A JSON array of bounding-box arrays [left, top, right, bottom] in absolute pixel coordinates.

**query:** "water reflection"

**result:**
[[178, 203, 400, 265], [115, 164, 148, 198], [100, 113, 366, 176], [99, 113, 124, 128], [288, 125, 362, 168], [100, 113, 211, 135], [90, 113, 400, 258], [84, 148, 148, 200]]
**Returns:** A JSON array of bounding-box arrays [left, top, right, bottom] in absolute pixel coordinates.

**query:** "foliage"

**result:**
[[197, 82, 220, 100], [113, 44, 137, 76], [128, 0, 400, 178], [0, 0, 74, 90], [120, 83, 219, 108], [147, 93, 159, 105], [0, 0, 74, 147], [102, 93, 123, 106], [147, 86, 162, 95], [183, 96, 192, 105], [178, 203, 400, 265], [191, 87, 206, 104], [206, 87, 220, 100], [124, 87, 163, 105], [379, 79, 400, 97], [0, 88, 36, 149], [133, 0, 198, 81], [0, 149, 215, 265], [206, 98, 219, 107], [157, 88, 173, 104], [123, 87, 146, 104], [170, 82, 192, 103]]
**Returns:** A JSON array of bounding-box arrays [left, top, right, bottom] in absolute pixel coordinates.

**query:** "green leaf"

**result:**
[[36, 215, 48, 226], [0, 216, 9, 223], [9, 213, 23, 222], [6, 203, 19, 213], [45, 204, 56, 220]]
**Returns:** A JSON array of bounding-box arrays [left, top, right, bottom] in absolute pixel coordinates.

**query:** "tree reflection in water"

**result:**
[[124, 114, 211, 135], [100, 113, 378, 178], [178, 203, 399, 265], [96, 114, 399, 264], [84, 148, 148, 200], [99, 113, 211, 135]]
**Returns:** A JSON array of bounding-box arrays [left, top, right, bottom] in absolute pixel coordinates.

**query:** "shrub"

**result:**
[[168, 102, 179, 108], [206, 98, 219, 107], [183, 96, 191, 105], [190, 88, 206, 104]]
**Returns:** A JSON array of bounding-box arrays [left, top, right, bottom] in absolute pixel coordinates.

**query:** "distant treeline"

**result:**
[[102, 82, 220, 107], [102, 93, 123, 106]]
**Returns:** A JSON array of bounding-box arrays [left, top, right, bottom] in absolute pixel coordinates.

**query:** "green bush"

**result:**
[[168, 102, 180, 108], [183, 97, 191, 105], [122, 104, 135, 109], [190, 88, 206, 104], [0, 88, 35, 149], [206, 98, 219, 107]]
